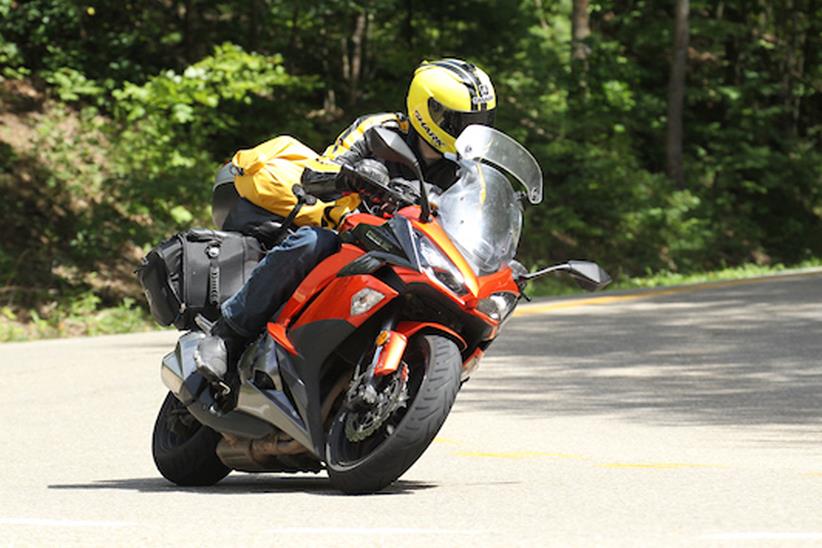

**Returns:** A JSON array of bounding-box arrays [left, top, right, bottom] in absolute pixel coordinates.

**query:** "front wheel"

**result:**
[[152, 392, 231, 486], [325, 334, 461, 494]]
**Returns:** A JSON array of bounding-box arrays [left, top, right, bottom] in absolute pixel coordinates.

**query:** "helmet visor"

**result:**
[[428, 97, 496, 140]]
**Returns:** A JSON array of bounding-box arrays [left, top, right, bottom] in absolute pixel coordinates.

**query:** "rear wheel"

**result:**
[[152, 392, 231, 486], [325, 334, 461, 494]]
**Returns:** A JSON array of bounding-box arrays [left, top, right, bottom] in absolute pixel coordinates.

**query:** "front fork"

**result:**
[[347, 314, 409, 408]]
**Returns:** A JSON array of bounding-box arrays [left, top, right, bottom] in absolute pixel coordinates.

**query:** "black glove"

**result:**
[[350, 158, 389, 190], [387, 177, 415, 192]]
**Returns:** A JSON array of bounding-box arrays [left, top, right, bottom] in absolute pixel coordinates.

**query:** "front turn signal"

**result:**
[[350, 287, 385, 316]]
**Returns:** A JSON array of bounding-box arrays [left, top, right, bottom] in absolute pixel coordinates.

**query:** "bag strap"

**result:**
[[182, 234, 221, 308], [206, 243, 221, 307], [254, 184, 316, 248]]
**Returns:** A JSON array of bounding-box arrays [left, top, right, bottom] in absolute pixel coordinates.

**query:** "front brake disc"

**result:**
[[344, 366, 408, 442]]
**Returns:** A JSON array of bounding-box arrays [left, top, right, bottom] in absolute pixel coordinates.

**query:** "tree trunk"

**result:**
[[348, 11, 367, 107], [571, 0, 591, 61], [403, 0, 414, 47], [181, 0, 193, 66], [666, 0, 689, 189], [780, 0, 808, 138], [287, 3, 301, 56], [534, 0, 550, 32], [570, 0, 591, 103], [798, 0, 817, 138], [247, 0, 260, 53]]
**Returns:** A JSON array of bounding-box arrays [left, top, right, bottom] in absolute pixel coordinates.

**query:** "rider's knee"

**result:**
[[289, 226, 339, 259], [314, 228, 341, 258]]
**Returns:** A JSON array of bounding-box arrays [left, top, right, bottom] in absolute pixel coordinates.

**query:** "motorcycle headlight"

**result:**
[[477, 292, 519, 322], [417, 235, 467, 295]]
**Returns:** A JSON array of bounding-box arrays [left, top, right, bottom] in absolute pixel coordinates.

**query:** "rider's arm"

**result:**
[[301, 112, 407, 194], [297, 147, 364, 229], [299, 145, 365, 196]]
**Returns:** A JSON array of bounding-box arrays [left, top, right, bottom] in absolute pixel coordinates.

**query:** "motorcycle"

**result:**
[[152, 125, 611, 494]]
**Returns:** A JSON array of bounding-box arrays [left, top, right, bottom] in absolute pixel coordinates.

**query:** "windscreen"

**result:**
[[436, 163, 523, 275], [455, 125, 543, 204]]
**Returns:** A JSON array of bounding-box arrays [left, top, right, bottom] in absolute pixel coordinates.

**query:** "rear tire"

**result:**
[[152, 392, 231, 487], [326, 334, 461, 494]]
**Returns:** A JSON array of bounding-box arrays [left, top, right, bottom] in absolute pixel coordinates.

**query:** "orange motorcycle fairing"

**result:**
[[395, 321, 467, 350], [402, 208, 480, 300], [277, 243, 365, 327], [290, 274, 399, 330], [266, 322, 299, 356], [338, 212, 387, 233], [476, 266, 519, 300]]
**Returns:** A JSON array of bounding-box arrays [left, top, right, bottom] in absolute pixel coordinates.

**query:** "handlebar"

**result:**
[[341, 163, 418, 214]]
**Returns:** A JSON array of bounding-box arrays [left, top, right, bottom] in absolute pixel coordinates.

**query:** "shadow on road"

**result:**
[[459, 275, 822, 438], [48, 476, 437, 496]]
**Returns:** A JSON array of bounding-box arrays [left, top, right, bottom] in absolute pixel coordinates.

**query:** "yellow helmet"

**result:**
[[407, 58, 497, 155]]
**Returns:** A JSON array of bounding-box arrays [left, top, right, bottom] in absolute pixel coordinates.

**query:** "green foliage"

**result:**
[[107, 43, 316, 240], [0, 0, 26, 79], [0, 295, 156, 342], [42, 67, 104, 103], [617, 259, 822, 291], [0, 38, 27, 80]]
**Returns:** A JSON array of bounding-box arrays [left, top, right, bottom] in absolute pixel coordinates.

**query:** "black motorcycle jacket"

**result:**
[[301, 112, 459, 198]]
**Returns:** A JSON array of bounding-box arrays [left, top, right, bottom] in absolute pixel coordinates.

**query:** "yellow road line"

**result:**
[[450, 450, 722, 469], [513, 269, 822, 317], [444, 446, 816, 477], [600, 462, 726, 470], [433, 437, 462, 445]]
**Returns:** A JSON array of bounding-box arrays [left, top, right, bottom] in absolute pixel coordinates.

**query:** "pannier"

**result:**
[[137, 229, 263, 330]]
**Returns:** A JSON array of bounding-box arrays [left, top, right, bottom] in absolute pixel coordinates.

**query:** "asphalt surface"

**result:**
[[2, 272, 822, 546]]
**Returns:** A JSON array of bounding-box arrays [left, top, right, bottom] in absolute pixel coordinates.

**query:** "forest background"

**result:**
[[0, 0, 819, 339]]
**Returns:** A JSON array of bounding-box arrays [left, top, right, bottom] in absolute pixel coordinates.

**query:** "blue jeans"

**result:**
[[220, 226, 340, 338]]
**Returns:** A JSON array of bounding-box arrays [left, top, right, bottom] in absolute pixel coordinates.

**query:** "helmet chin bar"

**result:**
[[416, 137, 443, 163]]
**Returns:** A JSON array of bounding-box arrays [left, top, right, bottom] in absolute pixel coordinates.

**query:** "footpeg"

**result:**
[[205, 380, 234, 417], [216, 381, 231, 398]]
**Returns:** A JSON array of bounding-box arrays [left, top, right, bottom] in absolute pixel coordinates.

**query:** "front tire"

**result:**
[[326, 334, 461, 494], [152, 392, 231, 486]]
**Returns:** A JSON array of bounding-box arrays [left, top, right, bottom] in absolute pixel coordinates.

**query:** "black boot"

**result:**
[[194, 318, 247, 386]]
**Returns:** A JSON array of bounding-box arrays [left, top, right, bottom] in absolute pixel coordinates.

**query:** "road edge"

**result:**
[[514, 267, 822, 317]]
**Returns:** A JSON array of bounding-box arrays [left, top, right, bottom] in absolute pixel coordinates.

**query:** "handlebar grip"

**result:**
[[350, 159, 390, 188]]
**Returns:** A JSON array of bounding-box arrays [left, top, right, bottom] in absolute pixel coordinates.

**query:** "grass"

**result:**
[[0, 296, 159, 343], [527, 258, 822, 298]]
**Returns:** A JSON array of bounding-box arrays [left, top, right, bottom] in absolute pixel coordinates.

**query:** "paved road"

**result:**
[[2, 273, 822, 546]]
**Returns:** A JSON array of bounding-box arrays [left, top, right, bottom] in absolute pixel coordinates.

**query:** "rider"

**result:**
[[195, 58, 497, 388]]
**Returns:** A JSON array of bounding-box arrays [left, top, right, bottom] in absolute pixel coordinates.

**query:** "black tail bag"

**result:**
[[137, 229, 263, 330]]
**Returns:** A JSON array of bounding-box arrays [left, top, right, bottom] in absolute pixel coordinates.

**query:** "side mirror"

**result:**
[[517, 260, 612, 292], [364, 127, 431, 222], [366, 127, 422, 178], [566, 260, 612, 291]]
